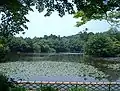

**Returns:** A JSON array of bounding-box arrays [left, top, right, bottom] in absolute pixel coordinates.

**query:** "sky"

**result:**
[[16, 8, 111, 38]]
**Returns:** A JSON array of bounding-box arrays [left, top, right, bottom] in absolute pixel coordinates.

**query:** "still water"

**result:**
[[0, 53, 120, 82]]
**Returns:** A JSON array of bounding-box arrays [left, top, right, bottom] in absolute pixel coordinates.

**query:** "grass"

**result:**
[[9, 87, 89, 91], [10, 87, 26, 91], [69, 87, 87, 91]]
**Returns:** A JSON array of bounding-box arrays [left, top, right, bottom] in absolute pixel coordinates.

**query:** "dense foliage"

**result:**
[[85, 34, 114, 57], [7, 33, 87, 53], [0, 37, 10, 62], [0, 74, 13, 91], [0, 28, 120, 62], [85, 28, 120, 57], [74, 0, 120, 27], [0, 73, 27, 91], [0, 0, 119, 61], [10, 87, 26, 91], [0, 0, 119, 36]]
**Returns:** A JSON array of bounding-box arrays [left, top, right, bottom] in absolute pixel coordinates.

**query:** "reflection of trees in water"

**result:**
[[83, 56, 120, 81], [6, 53, 120, 81], [47, 54, 83, 62], [9, 53, 84, 62]]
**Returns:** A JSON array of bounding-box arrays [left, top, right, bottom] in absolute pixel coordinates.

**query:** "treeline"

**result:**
[[85, 28, 120, 57], [6, 32, 90, 53], [0, 27, 120, 59]]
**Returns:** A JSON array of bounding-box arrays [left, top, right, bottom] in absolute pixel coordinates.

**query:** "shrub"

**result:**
[[10, 87, 26, 91], [84, 34, 114, 57], [0, 73, 11, 91], [69, 87, 87, 91], [37, 86, 58, 91]]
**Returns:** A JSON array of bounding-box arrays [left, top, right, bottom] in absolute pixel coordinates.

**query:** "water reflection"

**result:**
[[29, 76, 108, 82], [83, 56, 120, 82], [1, 53, 120, 82]]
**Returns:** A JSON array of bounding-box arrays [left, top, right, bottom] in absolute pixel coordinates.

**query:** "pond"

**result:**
[[0, 53, 120, 82]]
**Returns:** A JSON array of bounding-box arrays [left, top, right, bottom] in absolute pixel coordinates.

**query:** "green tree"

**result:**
[[41, 44, 50, 53], [0, 36, 10, 62], [0, 74, 10, 91], [112, 41, 120, 56], [8, 37, 29, 52], [74, 0, 120, 27], [24, 37, 34, 52], [105, 27, 120, 41], [32, 42, 41, 53], [84, 34, 114, 57], [0, 0, 119, 36]]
